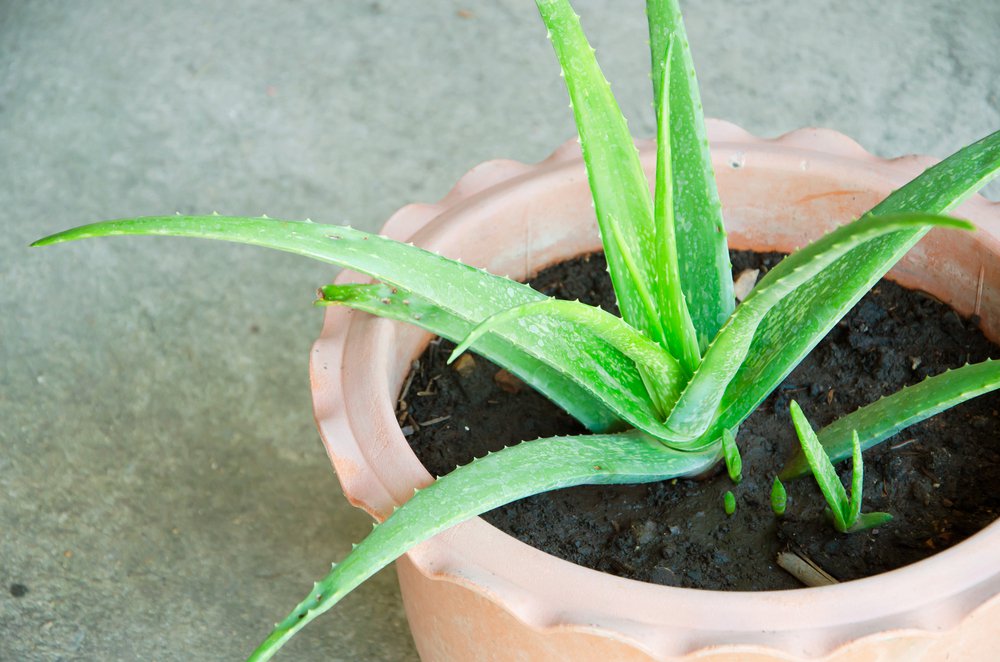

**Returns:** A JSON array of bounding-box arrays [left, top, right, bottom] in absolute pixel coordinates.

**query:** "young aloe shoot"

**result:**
[[721, 429, 742, 483], [723, 490, 737, 516], [789, 401, 892, 533], [771, 477, 787, 517]]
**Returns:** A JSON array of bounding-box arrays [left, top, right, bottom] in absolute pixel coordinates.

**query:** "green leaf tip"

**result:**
[[723, 490, 736, 516], [721, 429, 742, 484], [770, 477, 787, 517]]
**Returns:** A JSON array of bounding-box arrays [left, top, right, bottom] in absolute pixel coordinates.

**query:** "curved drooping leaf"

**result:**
[[535, 0, 665, 347], [35, 216, 677, 437], [663, 212, 973, 445], [652, 34, 701, 375], [318, 283, 621, 431], [647, 0, 733, 349], [716, 129, 1000, 436], [247, 431, 720, 661], [448, 298, 686, 415], [781, 359, 1000, 479]]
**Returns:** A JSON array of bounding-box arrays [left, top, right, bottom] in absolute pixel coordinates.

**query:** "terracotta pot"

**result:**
[[309, 120, 1000, 661]]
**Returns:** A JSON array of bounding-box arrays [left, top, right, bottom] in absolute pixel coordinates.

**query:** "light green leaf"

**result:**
[[771, 477, 787, 517], [721, 428, 742, 483], [781, 359, 1000, 478], [447, 298, 686, 415], [652, 33, 701, 374], [318, 283, 621, 431], [723, 490, 736, 515], [665, 213, 973, 444], [35, 216, 682, 440], [790, 401, 849, 532], [846, 431, 863, 527], [536, 0, 665, 347], [647, 0, 734, 349], [716, 129, 1000, 437], [247, 430, 720, 661]]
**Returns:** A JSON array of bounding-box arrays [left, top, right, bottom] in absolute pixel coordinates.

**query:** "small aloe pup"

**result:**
[[31, 0, 1000, 660], [790, 402, 893, 534]]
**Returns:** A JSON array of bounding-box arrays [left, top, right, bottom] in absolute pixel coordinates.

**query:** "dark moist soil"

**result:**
[[402, 252, 1000, 591]]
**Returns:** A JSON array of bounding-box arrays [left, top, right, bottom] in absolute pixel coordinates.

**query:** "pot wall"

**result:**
[[310, 121, 1000, 661]]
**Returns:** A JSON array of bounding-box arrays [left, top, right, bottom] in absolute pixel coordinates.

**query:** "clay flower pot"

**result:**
[[310, 121, 1000, 661]]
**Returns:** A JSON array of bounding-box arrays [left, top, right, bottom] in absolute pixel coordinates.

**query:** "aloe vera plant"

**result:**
[[31, 0, 1000, 659]]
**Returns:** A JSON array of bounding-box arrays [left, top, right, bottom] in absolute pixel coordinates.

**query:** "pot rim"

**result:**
[[310, 119, 1000, 658]]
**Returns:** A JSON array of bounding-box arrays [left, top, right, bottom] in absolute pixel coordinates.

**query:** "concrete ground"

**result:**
[[2, 1, 998, 660]]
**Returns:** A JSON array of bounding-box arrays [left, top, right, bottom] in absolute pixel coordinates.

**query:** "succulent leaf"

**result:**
[[665, 212, 973, 444], [646, 0, 734, 349], [781, 358, 1000, 478], [247, 430, 720, 661], [652, 34, 701, 374], [716, 129, 1000, 437], [318, 283, 621, 431], [536, 0, 666, 347]]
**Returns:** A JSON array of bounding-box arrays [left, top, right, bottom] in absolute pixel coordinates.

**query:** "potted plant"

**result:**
[[32, 0, 1000, 660]]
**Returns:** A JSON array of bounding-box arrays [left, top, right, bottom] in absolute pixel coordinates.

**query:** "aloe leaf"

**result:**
[[721, 428, 741, 483], [36, 216, 687, 438], [790, 401, 849, 532], [246, 430, 720, 661], [716, 129, 1000, 436], [318, 283, 620, 431], [447, 298, 686, 415], [781, 359, 1000, 478], [846, 431, 863, 527], [535, 0, 665, 347], [652, 34, 701, 374], [846, 511, 893, 533], [665, 213, 973, 444], [647, 0, 734, 349]]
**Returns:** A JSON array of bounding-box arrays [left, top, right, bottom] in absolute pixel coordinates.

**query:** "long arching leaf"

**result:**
[[35, 217, 670, 436], [790, 401, 849, 531], [716, 129, 1000, 437], [781, 359, 1000, 479], [319, 283, 621, 431], [247, 431, 720, 661], [663, 212, 973, 445]]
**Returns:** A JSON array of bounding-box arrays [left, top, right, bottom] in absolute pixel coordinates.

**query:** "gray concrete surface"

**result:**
[[3, 1, 998, 660]]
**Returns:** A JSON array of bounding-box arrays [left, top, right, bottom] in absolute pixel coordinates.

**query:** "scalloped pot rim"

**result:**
[[310, 120, 1000, 660]]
